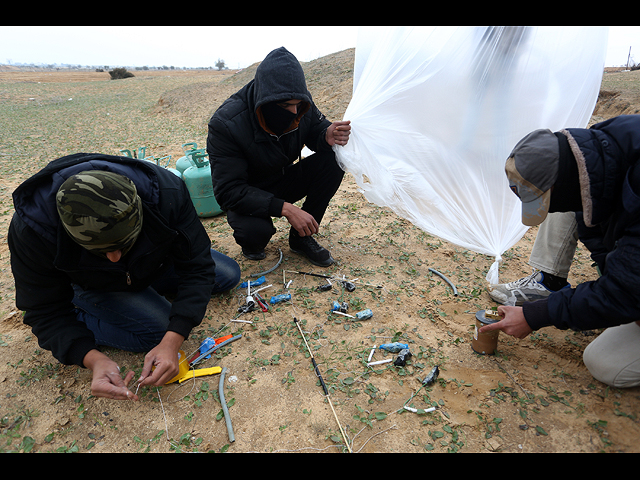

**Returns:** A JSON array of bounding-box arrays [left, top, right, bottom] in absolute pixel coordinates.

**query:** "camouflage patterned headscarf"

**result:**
[[56, 170, 143, 256]]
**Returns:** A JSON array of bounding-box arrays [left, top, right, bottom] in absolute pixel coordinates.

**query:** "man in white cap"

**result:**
[[480, 115, 640, 388]]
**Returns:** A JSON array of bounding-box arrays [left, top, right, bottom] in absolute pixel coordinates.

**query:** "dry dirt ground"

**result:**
[[0, 52, 639, 453]]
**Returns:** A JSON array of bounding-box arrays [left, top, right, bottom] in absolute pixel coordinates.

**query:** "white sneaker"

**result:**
[[489, 270, 568, 306]]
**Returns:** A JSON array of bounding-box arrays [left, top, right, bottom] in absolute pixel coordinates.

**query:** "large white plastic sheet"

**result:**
[[335, 26, 608, 285]]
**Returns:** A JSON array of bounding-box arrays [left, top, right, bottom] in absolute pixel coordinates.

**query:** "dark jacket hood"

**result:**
[[252, 47, 311, 135], [560, 116, 639, 227], [253, 47, 311, 109], [12, 153, 160, 244]]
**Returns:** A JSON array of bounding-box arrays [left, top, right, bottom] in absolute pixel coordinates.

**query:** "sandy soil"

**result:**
[[0, 53, 639, 453]]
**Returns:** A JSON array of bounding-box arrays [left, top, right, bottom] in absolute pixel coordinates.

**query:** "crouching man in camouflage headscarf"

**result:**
[[8, 153, 241, 401]]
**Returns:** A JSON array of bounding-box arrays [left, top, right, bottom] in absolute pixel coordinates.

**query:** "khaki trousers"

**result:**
[[583, 322, 640, 388]]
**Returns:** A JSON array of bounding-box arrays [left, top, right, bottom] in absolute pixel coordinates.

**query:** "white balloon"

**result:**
[[335, 26, 608, 284]]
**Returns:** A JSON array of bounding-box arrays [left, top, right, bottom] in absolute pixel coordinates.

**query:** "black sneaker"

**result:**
[[289, 230, 334, 267], [241, 248, 266, 261]]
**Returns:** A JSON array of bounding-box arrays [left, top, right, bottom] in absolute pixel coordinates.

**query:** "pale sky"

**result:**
[[1, 26, 638, 69], [0, 25, 359, 69]]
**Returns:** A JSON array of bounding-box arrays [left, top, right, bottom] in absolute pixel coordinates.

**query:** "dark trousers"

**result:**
[[73, 249, 241, 352], [227, 150, 344, 252]]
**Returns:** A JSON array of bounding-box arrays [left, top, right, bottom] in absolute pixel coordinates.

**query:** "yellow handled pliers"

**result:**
[[177, 366, 222, 383]]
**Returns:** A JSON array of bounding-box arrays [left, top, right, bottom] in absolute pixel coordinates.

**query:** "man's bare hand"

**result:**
[[326, 120, 351, 146], [137, 331, 185, 388], [281, 202, 318, 237], [478, 306, 533, 339], [83, 349, 138, 401]]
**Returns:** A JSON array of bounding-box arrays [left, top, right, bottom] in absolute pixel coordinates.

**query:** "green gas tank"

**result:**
[[176, 142, 199, 177], [183, 151, 223, 217], [153, 154, 182, 178]]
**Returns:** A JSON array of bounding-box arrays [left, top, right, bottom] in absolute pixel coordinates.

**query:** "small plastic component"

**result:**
[[422, 365, 440, 386], [270, 293, 291, 304], [240, 276, 265, 289], [394, 348, 412, 366], [331, 300, 349, 313], [379, 342, 408, 353], [341, 281, 356, 292], [355, 309, 373, 320]]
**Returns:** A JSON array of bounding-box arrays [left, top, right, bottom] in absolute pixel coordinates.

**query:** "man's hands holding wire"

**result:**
[[137, 331, 184, 389], [83, 331, 184, 401], [83, 349, 139, 401]]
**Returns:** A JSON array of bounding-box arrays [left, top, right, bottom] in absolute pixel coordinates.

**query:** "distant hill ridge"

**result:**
[[155, 48, 355, 125]]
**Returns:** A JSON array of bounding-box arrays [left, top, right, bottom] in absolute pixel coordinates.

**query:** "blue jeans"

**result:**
[[72, 249, 240, 352]]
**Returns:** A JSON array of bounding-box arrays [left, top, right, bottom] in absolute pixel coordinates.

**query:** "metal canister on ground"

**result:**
[[472, 310, 500, 355]]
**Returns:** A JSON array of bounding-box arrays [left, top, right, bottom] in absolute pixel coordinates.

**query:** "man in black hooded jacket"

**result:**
[[8, 153, 241, 400], [207, 47, 350, 267], [480, 115, 640, 388]]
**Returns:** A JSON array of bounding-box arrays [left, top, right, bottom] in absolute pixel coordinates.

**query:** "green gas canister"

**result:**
[[182, 150, 223, 218], [176, 142, 200, 177]]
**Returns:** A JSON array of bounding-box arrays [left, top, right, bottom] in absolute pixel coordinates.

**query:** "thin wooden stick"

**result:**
[[294, 317, 352, 453]]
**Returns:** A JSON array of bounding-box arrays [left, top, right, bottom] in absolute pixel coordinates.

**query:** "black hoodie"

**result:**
[[206, 47, 332, 218]]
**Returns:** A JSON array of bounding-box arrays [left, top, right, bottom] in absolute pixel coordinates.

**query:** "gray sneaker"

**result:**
[[489, 270, 569, 306]]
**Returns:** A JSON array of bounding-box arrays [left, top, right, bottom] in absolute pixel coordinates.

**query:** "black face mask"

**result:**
[[261, 101, 299, 135]]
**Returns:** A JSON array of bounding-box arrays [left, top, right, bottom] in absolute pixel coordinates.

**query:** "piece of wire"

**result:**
[[251, 248, 283, 277]]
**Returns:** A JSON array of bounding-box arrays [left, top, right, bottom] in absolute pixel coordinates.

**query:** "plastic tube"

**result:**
[[219, 367, 235, 443], [251, 248, 283, 277], [428, 268, 458, 296]]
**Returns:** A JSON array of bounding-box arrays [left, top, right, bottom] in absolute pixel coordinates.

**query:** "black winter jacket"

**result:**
[[206, 47, 333, 218], [523, 115, 640, 332], [8, 153, 216, 366]]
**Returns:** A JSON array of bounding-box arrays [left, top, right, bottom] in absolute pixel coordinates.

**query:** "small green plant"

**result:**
[[0, 407, 40, 452], [133, 430, 165, 453], [169, 432, 204, 452]]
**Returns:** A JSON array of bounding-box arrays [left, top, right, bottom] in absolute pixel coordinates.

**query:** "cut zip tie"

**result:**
[[367, 345, 377, 363]]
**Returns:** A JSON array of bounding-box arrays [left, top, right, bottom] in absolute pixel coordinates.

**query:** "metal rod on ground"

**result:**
[[286, 270, 332, 279], [293, 317, 352, 453]]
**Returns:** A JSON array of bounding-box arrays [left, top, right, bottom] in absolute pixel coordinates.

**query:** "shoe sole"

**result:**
[[242, 251, 266, 261]]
